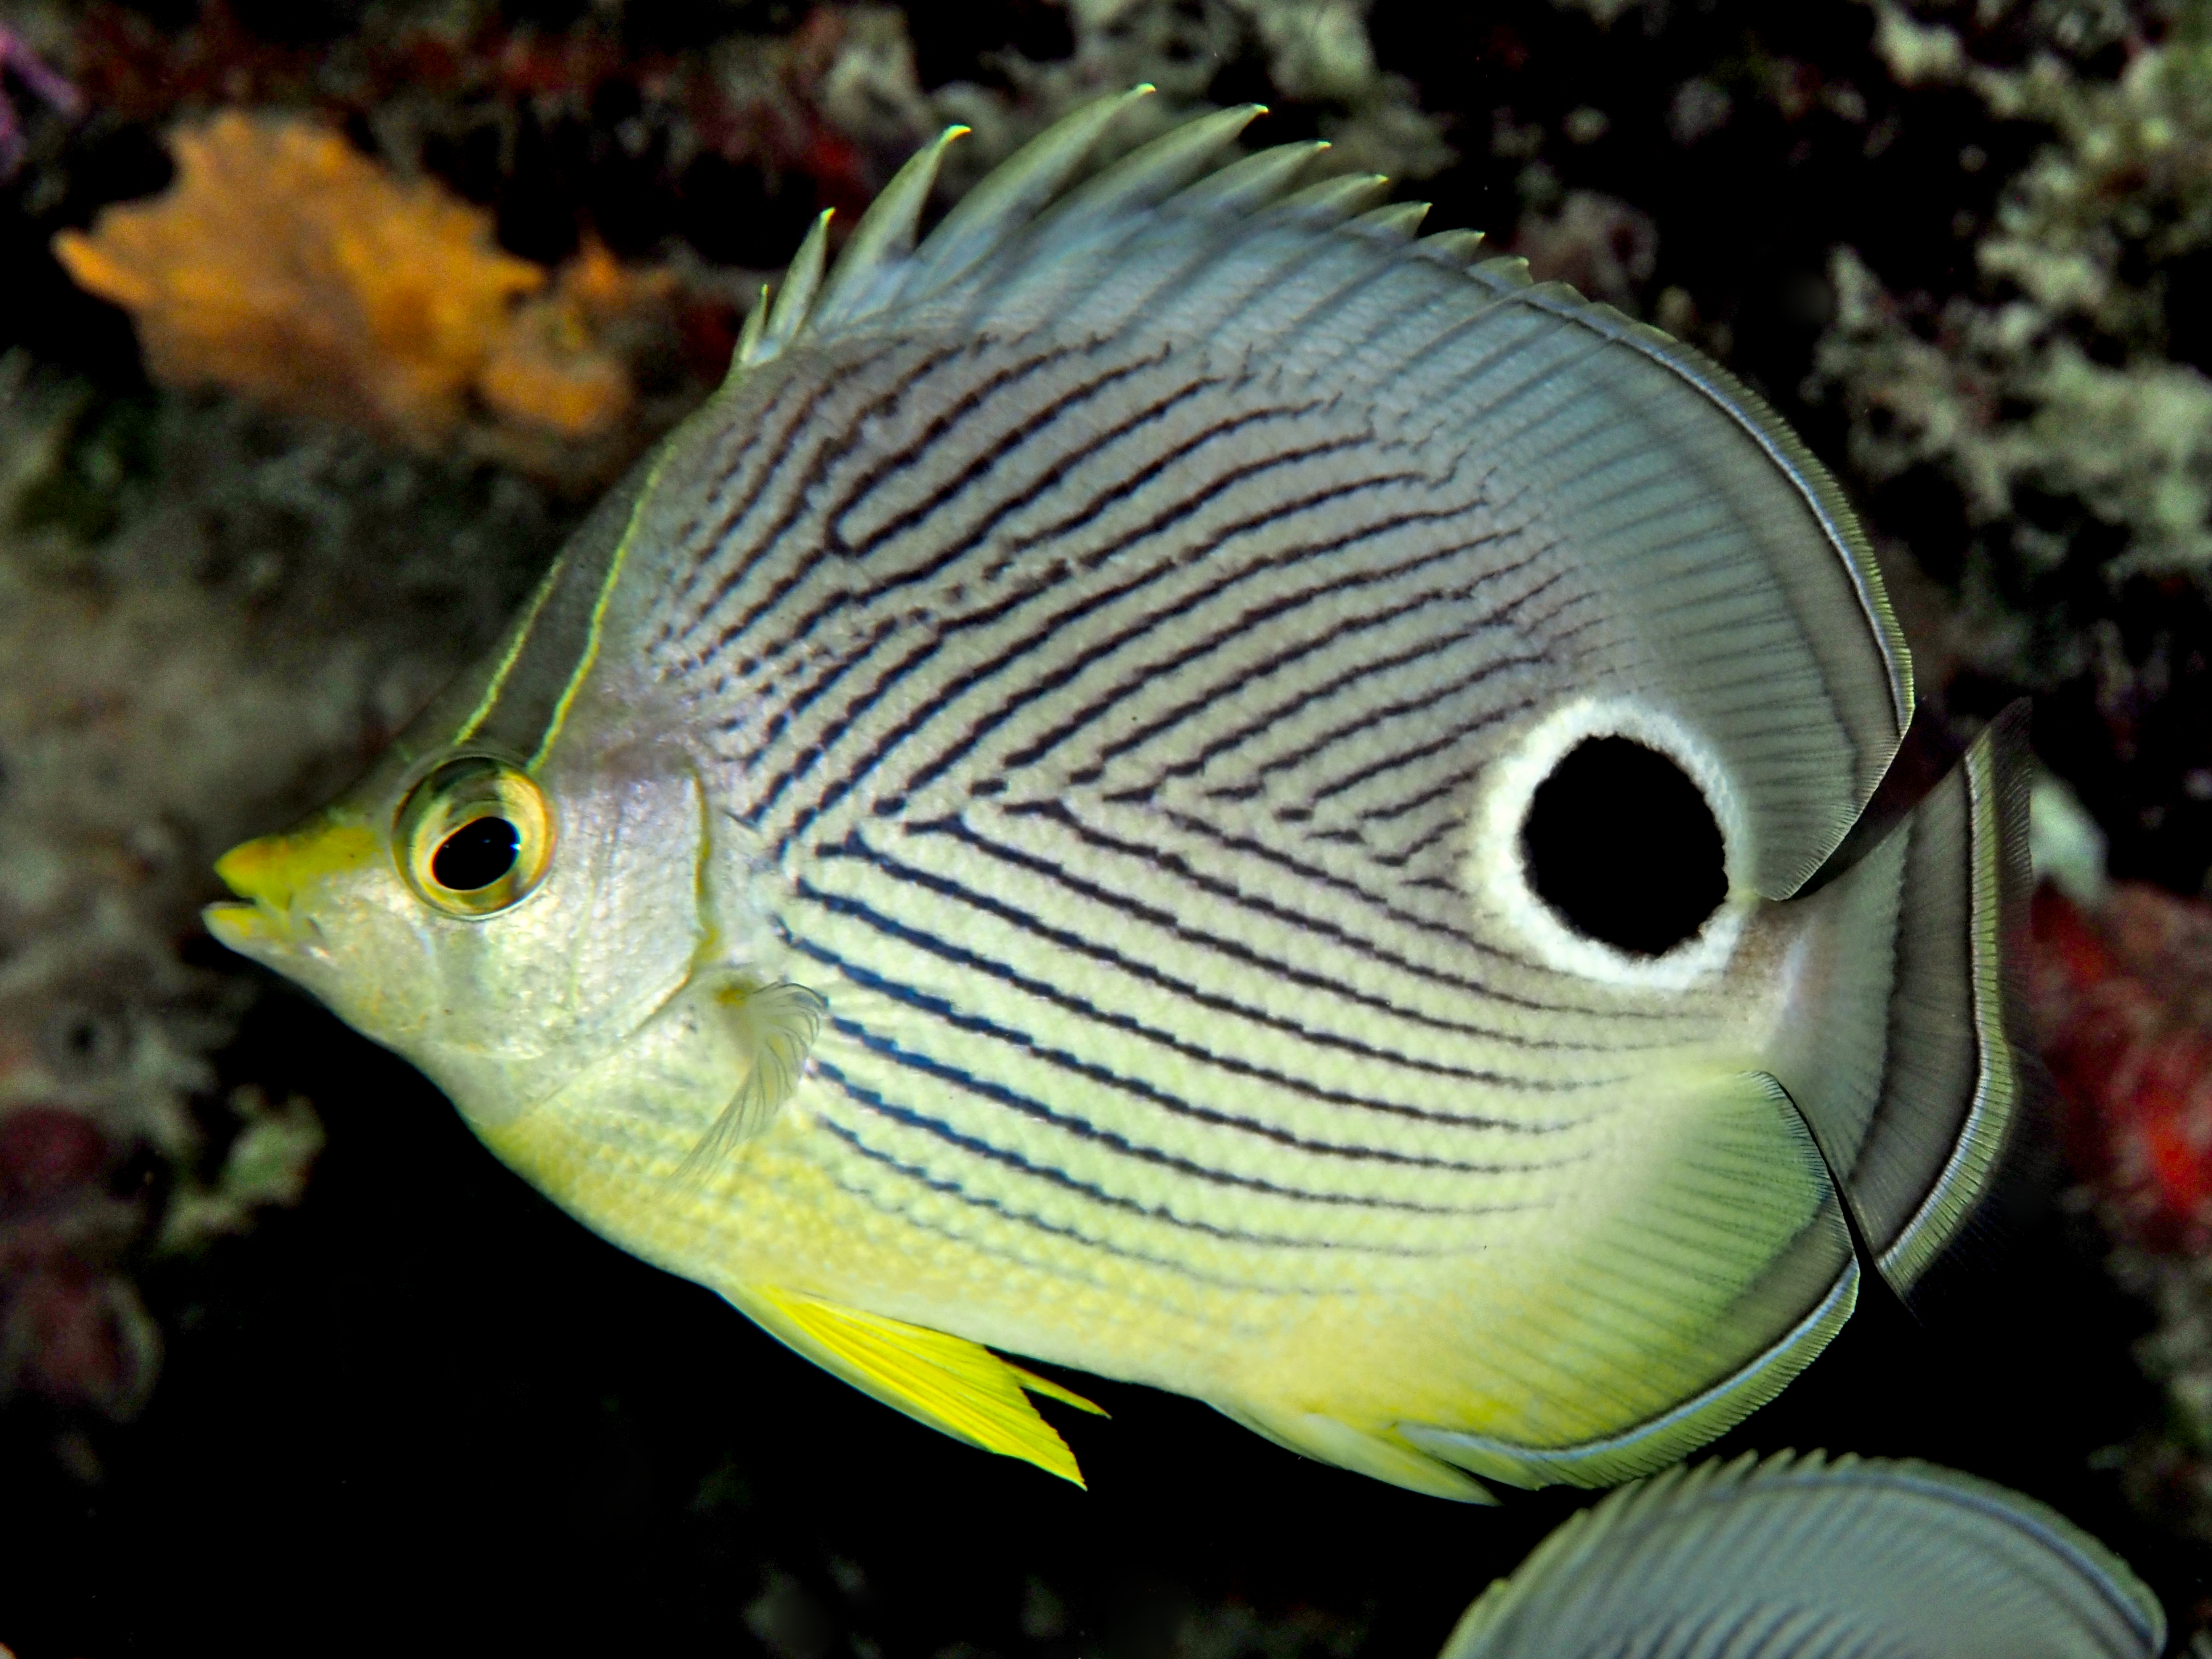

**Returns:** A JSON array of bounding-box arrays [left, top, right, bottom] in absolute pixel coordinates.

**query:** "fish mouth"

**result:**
[[203, 814, 379, 957], [203, 895, 290, 955]]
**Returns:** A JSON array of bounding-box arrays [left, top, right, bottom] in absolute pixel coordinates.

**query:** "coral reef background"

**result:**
[[3, 0, 2210, 1652]]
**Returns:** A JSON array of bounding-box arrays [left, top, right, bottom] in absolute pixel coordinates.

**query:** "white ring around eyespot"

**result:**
[[1464, 696, 1753, 992]]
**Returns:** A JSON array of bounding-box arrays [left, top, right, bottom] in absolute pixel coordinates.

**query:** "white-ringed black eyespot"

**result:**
[[1519, 735, 1727, 956], [396, 755, 554, 918]]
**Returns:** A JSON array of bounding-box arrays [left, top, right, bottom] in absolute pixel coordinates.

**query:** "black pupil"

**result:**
[[1520, 736, 1727, 957], [431, 816, 521, 893]]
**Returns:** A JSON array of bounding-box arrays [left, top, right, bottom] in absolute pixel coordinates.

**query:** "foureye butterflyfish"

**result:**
[[205, 90, 2032, 1498], [1443, 1450, 2165, 1658]]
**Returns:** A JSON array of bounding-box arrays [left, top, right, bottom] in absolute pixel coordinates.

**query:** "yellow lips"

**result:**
[[204, 815, 379, 949]]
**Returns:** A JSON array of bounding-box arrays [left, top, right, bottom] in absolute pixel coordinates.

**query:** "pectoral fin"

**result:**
[[727, 1285, 1103, 1485], [675, 980, 826, 1183]]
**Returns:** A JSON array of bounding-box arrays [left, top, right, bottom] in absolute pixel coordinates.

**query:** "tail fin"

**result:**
[[1774, 704, 2034, 1299]]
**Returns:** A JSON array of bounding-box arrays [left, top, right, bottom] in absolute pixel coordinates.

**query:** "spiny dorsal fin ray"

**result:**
[[900, 84, 1157, 296], [731, 279, 770, 371], [1350, 199, 1432, 244], [1414, 227, 1486, 266], [727, 1286, 1102, 1485], [746, 209, 831, 370], [1030, 103, 1267, 245], [1167, 138, 1330, 217], [810, 124, 970, 333], [1442, 1450, 2164, 1658], [1262, 171, 1394, 226]]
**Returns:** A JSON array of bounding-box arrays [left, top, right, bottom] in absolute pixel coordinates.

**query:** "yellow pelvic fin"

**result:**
[[730, 1286, 1103, 1486]]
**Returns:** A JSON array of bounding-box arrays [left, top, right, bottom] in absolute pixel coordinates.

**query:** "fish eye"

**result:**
[[396, 755, 554, 918], [431, 816, 520, 891], [1519, 735, 1727, 956]]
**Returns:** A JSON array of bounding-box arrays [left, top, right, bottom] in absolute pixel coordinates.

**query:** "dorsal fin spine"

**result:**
[[1351, 200, 1432, 243], [1415, 228, 1486, 267], [901, 86, 1156, 294], [728, 281, 769, 381], [1164, 138, 1327, 216], [810, 124, 969, 332], [1264, 172, 1393, 226], [748, 209, 832, 369], [1030, 103, 1267, 243]]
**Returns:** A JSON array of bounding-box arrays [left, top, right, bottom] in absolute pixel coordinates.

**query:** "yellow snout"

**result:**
[[204, 815, 380, 949]]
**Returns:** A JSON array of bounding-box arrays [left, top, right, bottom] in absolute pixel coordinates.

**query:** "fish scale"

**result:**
[[205, 92, 2030, 1498]]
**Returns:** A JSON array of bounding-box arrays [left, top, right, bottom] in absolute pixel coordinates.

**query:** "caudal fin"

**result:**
[[1777, 704, 2034, 1298]]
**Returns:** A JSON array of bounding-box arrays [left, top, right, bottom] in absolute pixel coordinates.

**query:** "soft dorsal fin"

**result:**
[[727, 1286, 1103, 1485]]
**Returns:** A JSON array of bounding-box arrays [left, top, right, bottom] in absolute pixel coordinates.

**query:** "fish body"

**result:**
[[206, 94, 2030, 1498], [1445, 1451, 2165, 1658]]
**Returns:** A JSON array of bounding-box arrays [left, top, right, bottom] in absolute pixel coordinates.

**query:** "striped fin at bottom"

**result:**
[[1440, 1450, 2164, 1659]]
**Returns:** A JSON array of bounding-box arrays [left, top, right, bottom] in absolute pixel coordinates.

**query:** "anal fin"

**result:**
[[728, 1285, 1103, 1486], [1217, 1402, 1498, 1504]]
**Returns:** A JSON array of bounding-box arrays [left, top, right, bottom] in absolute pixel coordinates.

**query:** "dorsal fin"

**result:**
[[901, 85, 1157, 295], [741, 209, 831, 371], [810, 125, 970, 333], [727, 1286, 1103, 1485], [1027, 103, 1265, 246], [715, 90, 1922, 893]]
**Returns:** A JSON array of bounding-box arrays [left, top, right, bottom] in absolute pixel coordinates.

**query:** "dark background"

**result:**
[[1, 0, 2206, 1652]]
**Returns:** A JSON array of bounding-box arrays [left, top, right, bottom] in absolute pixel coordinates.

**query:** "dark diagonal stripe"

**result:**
[[986, 797, 1665, 1035], [830, 1016, 1526, 1213], [814, 831, 1629, 1072], [784, 932, 1586, 1132], [928, 815, 1621, 1049], [809, 1117, 1374, 1294], [816, 1060, 1500, 1253]]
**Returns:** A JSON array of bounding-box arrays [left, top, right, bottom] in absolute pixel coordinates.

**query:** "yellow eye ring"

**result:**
[[395, 755, 554, 918]]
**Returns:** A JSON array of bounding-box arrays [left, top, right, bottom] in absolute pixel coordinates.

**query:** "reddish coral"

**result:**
[[0, 1105, 159, 1420], [2034, 882, 2212, 1252]]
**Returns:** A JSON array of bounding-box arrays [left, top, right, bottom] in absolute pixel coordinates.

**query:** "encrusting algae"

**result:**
[[52, 111, 662, 463]]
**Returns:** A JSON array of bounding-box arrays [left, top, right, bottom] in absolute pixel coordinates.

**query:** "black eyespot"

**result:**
[[1520, 736, 1727, 956], [431, 816, 521, 893]]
